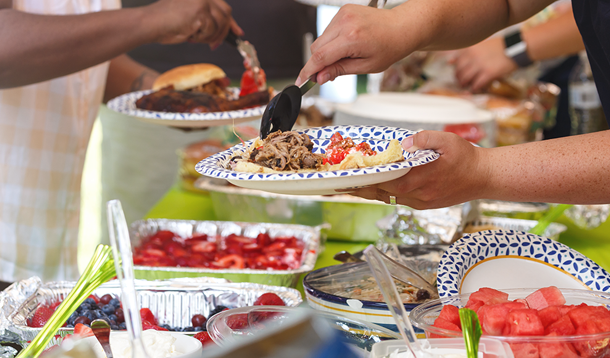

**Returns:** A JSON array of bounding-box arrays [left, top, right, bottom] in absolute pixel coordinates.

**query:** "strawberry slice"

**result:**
[[142, 320, 168, 331], [140, 308, 157, 325], [74, 323, 94, 338], [29, 305, 54, 327], [193, 331, 215, 347]]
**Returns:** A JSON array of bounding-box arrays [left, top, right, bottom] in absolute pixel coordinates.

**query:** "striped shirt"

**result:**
[[0, 0, 120, 282]]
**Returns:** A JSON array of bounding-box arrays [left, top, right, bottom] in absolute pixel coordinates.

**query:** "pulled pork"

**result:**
[[249, 131, 324, 171]]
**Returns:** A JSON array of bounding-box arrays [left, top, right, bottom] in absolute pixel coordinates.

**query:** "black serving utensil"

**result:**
[[259, 77, 317, 139]]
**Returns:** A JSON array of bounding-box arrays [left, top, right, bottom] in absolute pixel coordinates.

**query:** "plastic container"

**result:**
[[369, 338, 513, 358], [206, 306, 401, 352], [303, 262, 432, 332], [409, 288, 610, 358]]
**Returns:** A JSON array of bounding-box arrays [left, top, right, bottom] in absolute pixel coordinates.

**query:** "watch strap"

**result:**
[[504, 30, 533, 68]]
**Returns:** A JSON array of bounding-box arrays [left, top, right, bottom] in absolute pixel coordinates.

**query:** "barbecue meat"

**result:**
[[135, 87, 270, 113], [249, 131, 324, 171]]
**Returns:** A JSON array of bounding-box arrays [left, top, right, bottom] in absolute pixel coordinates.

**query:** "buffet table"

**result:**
[[145, 185, 610, 294]]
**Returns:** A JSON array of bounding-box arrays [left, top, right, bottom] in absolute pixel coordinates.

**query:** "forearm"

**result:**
[[103, 55, 159, 103], [480, 130, 610, 204], [522, 10, 584, 62], [396, 0, 552, 52], [0, 7, 161, 88]]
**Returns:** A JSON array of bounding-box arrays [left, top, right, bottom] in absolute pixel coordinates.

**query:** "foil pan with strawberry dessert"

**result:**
[[128, 219, 320, 287]]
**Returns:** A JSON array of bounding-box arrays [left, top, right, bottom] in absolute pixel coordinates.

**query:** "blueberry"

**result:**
[[194, 326, 203, 331], [84, 298, 96, 305], [86, 312, 96, 322], [159, 324, 171, 331], [68, 312, 79, 325], [92, 310, 104, 319], [110, 324, 119, 330], [101, 305, 115, 315], [119, 322, 127, 330], [78, 303, 91, 312], [109, 298, 120, 308], [184, 326, 195, 332], [108, 314, 117, 322]]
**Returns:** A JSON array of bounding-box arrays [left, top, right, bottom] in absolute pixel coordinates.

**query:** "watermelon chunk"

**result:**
[[465, 299, 485, 313], [573, 320, 610, 357], [429, 318, 461, 339], [504, 309, 545, 336], [545, 315, 575, 336], [437, 304, 461, 328], [478, 301, 528, 336], [538, 306, 562, 328], [525, 287, 566, 310], [509, 343, 540, 358], [466, 287, 509, 307], [568, 305, 610, 329], [538, 332, 579, 358]]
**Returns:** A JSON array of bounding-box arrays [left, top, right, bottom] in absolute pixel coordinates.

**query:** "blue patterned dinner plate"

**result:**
[[106, 88, 266, 128], [437, 230, 610, 297], [195, 125, 440, 196]]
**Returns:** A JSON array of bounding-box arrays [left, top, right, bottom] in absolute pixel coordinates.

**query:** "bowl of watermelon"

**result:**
[[409, 286, 610, 358]]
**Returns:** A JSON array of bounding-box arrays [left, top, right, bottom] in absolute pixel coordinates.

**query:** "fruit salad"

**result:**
[[133, 230, 305, 270], [431, 286, 610, 358], [27, 292, 287, 349]]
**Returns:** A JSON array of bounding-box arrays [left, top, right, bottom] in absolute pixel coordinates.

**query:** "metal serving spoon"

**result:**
[[259, 77, 316, 139], [91, 319, 113, 358]]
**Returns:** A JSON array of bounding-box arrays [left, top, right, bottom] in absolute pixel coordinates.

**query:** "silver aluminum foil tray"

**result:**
[[129, 219, 320, 287], [195, 177, 395, 242], [466, 216, 567, 240], [9, 278, 302, 343]]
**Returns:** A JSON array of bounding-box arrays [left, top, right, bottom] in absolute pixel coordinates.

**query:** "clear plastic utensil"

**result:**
[[364, 245, 442, 358], [107, 200, 150, 358]]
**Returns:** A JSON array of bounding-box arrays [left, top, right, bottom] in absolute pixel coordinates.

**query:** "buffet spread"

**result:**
[[3, 44, 610, 358]]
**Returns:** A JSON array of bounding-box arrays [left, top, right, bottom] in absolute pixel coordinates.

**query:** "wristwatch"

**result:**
[[504, 30, 533, 68]]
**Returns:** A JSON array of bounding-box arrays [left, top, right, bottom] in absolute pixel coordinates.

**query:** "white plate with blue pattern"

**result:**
[[195, 125, 440, 196], [436, 230, 610, 297], [106, 89, 266, 128]]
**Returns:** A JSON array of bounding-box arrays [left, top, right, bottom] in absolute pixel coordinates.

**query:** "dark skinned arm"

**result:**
[[0, 0, 242, 89]]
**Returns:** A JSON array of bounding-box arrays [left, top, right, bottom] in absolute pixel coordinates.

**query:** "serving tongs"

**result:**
[[17, 245, 116, 358], [107, 200, 151, 358], [334, 247, 438, 298]]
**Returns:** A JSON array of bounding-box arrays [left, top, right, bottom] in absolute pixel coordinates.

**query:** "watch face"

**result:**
[[504, 31, 523, 48]]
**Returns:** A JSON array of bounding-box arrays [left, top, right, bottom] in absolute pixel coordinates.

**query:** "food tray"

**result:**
[[195, 177, 395, 242], [9, 279, 302, 342], [478, 200, 550, 220], [465, 216, 567, 241], [130, 219, 320, 287]]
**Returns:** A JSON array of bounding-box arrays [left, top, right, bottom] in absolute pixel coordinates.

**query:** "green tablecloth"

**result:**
[[145, 186, 610, 294]]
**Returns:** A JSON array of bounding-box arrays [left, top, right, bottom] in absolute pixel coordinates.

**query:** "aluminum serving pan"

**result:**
[[464, 215, 567, 241], [129, 219, 320, 287], [196, 177, 395, 242], [9, 278, 302, 342]]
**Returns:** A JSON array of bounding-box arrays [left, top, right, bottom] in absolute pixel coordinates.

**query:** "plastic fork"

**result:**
[[364, 245, 447, 358], [107, 200, 150, 358], [17, 245, 116, 358]]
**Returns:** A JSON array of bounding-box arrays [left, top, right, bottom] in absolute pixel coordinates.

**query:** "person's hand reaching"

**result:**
[[451, 36, 517, 92], [349, 131, 489, 209], [146, 0, 243, 49], [296, 4, 413, 86]]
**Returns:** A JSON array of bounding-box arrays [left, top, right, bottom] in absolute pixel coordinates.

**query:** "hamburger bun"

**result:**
[[152, 63, 227, 91]]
